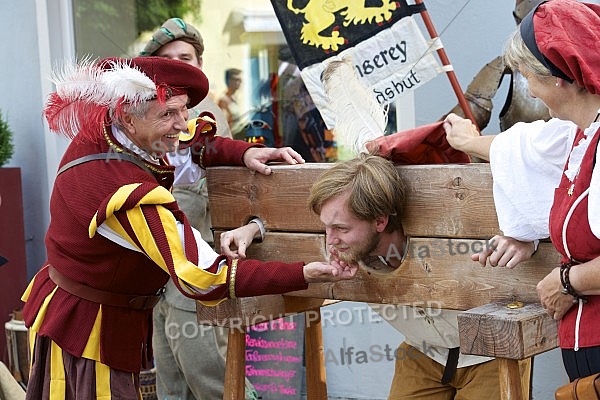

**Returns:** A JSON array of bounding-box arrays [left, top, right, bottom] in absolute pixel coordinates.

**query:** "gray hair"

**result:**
[[503, 29, 552, 78], [110, 101, 152, 131]]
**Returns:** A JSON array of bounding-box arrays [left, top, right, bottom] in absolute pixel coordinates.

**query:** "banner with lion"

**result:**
[[270, 0, 447, 128]]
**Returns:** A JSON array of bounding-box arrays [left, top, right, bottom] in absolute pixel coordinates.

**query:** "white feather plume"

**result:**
[[45, 57, 158, 140], [321, 58, 387, 159], [50, 57, 104, 102], [50, 57, 157, 107], [99, 59, 157, 106]]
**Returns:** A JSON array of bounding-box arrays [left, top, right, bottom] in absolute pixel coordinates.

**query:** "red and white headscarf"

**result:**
[[520, 0, 600, 94]]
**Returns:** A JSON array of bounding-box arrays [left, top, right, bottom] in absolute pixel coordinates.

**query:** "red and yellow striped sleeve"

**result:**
[[88, 182, 229, 305], [88, 181, 309, 306]]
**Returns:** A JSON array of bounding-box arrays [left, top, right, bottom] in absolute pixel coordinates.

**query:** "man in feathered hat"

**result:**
[[21, 56, 357, 399], [141, 18, 257, 400]]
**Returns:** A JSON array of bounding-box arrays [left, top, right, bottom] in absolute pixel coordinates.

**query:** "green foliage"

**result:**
[[135, 0, 203, 34], [0, 111, 14, 167], [75, 0, 202, 38]]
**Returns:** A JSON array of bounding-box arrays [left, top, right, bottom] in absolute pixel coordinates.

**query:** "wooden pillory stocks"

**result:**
[[199, 163, 561, 400]]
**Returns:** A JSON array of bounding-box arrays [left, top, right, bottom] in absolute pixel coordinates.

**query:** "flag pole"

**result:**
[[415, 0, 480, 131]]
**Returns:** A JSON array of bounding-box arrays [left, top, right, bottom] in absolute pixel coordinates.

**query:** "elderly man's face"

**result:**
[[126, 94, 189, 156], [319, 191, 380, 264]]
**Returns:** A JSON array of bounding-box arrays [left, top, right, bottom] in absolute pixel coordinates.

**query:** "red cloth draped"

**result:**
[[365, 121, 471, 165]]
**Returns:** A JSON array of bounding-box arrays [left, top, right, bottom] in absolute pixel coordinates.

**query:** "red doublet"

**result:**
[[549, 127, 600, 349], [22, 121, 307, 372]]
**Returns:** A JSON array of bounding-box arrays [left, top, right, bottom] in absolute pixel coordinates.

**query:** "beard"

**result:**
[[331, 230, 381, 265]]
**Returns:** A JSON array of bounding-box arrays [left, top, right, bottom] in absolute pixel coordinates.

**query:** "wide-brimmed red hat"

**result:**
[[98, 56, 209, 108], [44, 57, 208, 141], [44, 56, 209, 141]]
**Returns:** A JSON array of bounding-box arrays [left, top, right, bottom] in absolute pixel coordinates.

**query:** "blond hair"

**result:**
[[309, 153, 405, 233]]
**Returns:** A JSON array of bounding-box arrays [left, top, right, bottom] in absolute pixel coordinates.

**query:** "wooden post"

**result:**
[[414, 0, 479, 129], [223, 328, 246, 400], [498, 358, 523, 400], [304, 311, 327, 400]]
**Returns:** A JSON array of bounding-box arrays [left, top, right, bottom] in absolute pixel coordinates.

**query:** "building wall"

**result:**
[[0, 0, 50, 279]]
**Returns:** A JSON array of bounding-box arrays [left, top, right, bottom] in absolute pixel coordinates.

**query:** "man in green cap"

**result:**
[[141, 18, 257, 400]]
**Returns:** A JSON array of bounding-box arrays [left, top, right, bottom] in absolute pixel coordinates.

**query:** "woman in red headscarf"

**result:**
[[443, 0, 600, 382]]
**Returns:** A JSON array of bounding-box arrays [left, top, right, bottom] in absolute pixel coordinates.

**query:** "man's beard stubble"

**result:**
[[332, 230, 381, 265]]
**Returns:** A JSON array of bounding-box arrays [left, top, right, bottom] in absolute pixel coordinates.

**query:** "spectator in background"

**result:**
[[277, 46, 332, 162], [218, 68, 244, 136]]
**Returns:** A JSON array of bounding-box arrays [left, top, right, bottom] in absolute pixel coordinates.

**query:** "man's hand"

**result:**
[[472, 235, 536, 268], [242, 147, 305, 175], [220, 223, 260, 258], [303, 260, 358, 283]]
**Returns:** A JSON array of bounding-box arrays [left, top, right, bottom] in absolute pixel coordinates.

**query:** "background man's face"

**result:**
[[229, 74, 242, 90], [319, 191, 380, 264], [155, 40, 202, 69]]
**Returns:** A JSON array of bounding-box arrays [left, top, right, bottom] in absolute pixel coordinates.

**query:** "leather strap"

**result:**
[[48, 265, 164, 310], [57, 152, 154, 177], [441, 347, 461, 384], [555, 372, 600, 399], [574, 372, 600, 399]]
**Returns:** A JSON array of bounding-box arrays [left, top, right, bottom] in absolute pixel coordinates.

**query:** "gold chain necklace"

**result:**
[[102, 126, 172, 175]]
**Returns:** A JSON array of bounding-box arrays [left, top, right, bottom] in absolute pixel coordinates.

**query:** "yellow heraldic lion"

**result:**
[[287, 0, 398, 51]]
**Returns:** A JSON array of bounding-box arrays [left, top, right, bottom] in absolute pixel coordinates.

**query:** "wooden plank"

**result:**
[[304, 313, 328, 400], [223, 328, 247, 400], [196, 294, 337, 328], [457, 302, 558, 359], [206, 164, 322, 232], [213, 231, 561, 310], [207, 163, 500, 238], [213, 231, 327, 264]]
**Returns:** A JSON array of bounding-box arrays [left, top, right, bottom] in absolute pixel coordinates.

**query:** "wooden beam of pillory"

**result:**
[[202, 163, 561, 400], [457, 301, 558, 360], [207, 163, 500, 237]]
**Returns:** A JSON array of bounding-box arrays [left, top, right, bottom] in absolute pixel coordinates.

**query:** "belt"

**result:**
[[441, 347, 460, 384], [48, 265, 165, 310]]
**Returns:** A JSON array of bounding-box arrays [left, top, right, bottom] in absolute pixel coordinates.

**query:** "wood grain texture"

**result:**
[[213, 231, 560, 310], [457, 302, 558, 359], [207, 163, 500, 237]]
